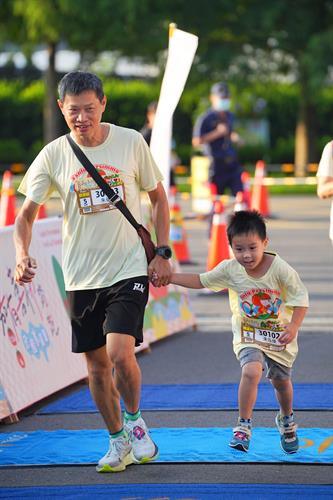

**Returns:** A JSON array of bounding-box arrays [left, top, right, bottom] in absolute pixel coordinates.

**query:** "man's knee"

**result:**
[[106, 333, 136, 368]]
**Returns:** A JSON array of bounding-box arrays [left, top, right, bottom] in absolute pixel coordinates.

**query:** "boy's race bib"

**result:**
[[241, 322, 286, 352]]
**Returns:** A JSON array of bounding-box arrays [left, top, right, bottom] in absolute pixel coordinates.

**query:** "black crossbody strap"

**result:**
[[66, 134, 141, 230]]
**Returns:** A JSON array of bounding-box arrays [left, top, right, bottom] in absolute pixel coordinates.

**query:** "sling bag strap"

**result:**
[[66, 133, 142, 231]]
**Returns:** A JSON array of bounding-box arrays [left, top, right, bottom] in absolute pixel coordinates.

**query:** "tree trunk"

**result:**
[[294, 81, 308, 177], [294, 71, 317, 176], [43, 42, 60, 145]]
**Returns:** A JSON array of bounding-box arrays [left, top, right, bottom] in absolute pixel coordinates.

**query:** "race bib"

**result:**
[[241, 323, 286, 352], [76, 182, 125, 215]]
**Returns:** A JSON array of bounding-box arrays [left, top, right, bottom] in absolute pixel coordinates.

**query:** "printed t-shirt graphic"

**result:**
[[70, 164, 125, 215], [240, 287, 284, 352]]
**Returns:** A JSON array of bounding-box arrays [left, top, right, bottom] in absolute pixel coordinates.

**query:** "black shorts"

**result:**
[[67, 276, 149, 353]]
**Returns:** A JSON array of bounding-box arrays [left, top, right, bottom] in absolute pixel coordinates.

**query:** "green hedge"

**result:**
[[1, 77, 333, 167]]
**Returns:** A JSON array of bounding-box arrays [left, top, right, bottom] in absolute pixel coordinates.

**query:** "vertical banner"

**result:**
[[150, 25, 198, 189]]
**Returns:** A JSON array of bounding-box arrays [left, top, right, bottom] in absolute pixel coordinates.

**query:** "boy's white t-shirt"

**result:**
[[200, 253, 309, 368], [18, 124, 163, 290], [317, 140, 333, 240]]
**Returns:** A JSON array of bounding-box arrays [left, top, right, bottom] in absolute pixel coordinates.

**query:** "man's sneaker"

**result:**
[[275, 413, 299, 454], [124, 416, 159, 464], [229, 421, 252, 452], [96, 433, 133, 473]]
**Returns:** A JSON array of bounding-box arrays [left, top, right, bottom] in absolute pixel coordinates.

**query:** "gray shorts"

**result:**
[[239, 347, 291, 380]]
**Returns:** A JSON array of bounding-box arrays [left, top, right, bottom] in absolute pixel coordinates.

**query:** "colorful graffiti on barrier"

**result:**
[[0, 266, 61, 368]]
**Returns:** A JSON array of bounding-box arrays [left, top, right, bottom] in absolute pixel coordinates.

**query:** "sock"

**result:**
[[110, 428, 127, 439], [124, 409, 141, 422], [282, 412, 294, 426], [239, 417, 252, 427]]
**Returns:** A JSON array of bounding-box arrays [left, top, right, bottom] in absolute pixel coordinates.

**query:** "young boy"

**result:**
[[167, 210, 309, 454]]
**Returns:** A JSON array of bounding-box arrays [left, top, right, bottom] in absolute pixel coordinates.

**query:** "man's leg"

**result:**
[[106, 332, 141, 413], [106, 331, 159, 464], [84, 345, 123, 433]]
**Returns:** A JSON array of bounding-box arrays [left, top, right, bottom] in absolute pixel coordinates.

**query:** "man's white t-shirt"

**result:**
[[200, 253, 309, 368], [317, 140, 333, 241], [18, 124, 163, 290]]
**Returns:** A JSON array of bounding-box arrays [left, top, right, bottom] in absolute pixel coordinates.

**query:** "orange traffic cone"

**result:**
[[170, 197, 193, 265], [234, 191, 247, 212], [207, 199, 230, 271], [0, 170, 16, 226], [251, 160, 270, 217], [241, 170, 251, 209], [36, 204, 47, 219]]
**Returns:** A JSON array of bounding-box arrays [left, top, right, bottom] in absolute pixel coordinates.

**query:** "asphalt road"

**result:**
[[1, 195, 333, 489]]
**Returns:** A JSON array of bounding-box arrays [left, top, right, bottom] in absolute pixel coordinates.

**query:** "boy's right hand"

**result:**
[[15, 256, 37, 285]]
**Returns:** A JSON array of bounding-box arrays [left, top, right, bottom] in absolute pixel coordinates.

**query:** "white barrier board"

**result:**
[[0, 218, 196, 419], [0, 218, 87, 419]]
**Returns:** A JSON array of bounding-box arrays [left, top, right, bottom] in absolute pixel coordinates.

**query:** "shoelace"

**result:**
[[283, 424, 297, 442], [106, 437, 128, 458], [234, 431, 249, 442]]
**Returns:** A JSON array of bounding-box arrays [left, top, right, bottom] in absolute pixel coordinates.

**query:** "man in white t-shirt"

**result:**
[[317, 140, 333, 245], [14, 71, 172, 473]]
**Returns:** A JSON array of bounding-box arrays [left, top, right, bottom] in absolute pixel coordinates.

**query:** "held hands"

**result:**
[[278, 322, 298, 345], [148, 256, 172, 288], [15, 256, 37, 285]]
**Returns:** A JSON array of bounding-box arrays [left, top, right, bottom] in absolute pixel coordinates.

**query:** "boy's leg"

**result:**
[[268, 360, 299, 454], [238, 361, 263, 418], [230, 348, 264, 452], [270, 377, 293, 416]]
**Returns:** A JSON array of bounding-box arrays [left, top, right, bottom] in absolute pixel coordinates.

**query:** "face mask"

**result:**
[[213, 98, 231, 112]]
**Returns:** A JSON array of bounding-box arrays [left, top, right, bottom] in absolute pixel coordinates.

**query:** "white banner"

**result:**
[[150, 27, 198, 189]]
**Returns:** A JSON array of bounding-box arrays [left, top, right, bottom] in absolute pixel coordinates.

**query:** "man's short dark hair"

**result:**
[[58, 71, 104, 102], [227, 210, 267, 245]]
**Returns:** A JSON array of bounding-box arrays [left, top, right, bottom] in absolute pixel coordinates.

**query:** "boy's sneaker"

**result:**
[[124, 416, 159, 464], [96, 433, 133, 473], [275, 413, 299, 454], [229, 420, 252, 452]]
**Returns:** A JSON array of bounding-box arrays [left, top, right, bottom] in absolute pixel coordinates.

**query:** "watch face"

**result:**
[[164, 247, 172, 258], [157, 246, 172, 259]]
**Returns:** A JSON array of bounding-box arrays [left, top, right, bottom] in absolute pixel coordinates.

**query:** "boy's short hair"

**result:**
[[227, 210, 267, 245], [58, 71, 104, 102]]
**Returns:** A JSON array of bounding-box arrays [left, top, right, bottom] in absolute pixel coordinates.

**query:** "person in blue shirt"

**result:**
[[193, 82, 243, 200]]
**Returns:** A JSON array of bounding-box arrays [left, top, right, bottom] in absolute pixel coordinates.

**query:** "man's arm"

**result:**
[[14, 198, 40, 285], [147, 181, 172, 286], [192, 122, 229, 147], [317, 176, 333, 199]]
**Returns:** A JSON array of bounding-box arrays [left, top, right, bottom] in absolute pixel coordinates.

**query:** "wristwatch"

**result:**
[[155, 245, 172, 259]]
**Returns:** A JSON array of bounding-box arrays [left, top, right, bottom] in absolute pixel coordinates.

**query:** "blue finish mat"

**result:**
[[1, 428, 332, 466], [38, 383, 333, 413], [1, 484, 333, 499]]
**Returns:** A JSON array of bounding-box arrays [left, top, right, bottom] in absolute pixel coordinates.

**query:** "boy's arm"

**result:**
[[171, 272, 203, 289], [279, 306, 308, 345]]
